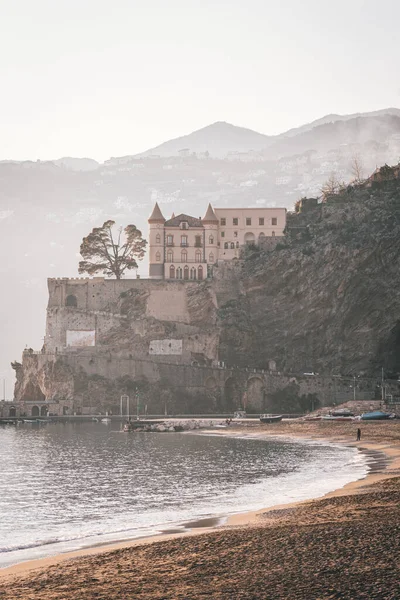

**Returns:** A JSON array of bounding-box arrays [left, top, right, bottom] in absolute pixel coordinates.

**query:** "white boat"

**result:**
[[101, 418, 111, 424], [260, 414, 283, 424]]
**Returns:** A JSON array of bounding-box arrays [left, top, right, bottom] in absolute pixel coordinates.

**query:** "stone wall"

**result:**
[[45, 277, 219, 364], [13, 350, 400, 417]]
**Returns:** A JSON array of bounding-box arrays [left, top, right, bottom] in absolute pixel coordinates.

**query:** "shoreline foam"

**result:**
[[1, 423, 396, 581]]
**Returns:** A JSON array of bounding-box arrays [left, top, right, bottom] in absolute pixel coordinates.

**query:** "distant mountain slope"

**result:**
[[279, 107, 400, 139], [264, 114, 400, 159], [135, 121, 274, 158]]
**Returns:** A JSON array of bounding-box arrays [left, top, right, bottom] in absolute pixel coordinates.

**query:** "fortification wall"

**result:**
[[45, 277, 219, 363]]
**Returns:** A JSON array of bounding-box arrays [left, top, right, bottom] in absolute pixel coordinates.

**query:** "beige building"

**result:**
[[148, 203, 286, 279]]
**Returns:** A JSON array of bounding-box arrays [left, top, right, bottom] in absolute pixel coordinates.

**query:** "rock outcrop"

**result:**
[[217, 172, 400, 378], [12, 168, 400, 412]]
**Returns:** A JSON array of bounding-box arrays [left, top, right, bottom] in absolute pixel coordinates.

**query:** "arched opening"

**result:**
[[167, 250, 173, 262], [209, 235, 214, 244], [244, 232, 255, 245], [209, 253, 214, 263], [155, 233, 161, 244], [230, 242, 234, 249], [190, 267, 196, 280], [198, 265, 203, 280], [169, 265, 175, 279], [195, 250, 202, 263], [9, 407, 16, 417], [224, 242, 228, 249], [184, 265, 189, 280], [247, 377, 264, 411], [258, 232, 265, 242], [224, 377, 241, 410], [40, 405, 48, 417], [236, 241, 240, 248], [31, 405, 40, 417], [205, 376, 217, 390], [65, 295, 77, 308], [63, 406, 69, 415], [181, 250, 188, 262], [155, 251, 161, 262], [176, 267, 183, 279]]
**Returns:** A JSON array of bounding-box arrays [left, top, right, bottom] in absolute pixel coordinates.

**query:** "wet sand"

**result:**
[[1, 420, 400, 599]]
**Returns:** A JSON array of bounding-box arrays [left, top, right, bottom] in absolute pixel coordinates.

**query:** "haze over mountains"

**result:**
[[1, 107, 400, 393]]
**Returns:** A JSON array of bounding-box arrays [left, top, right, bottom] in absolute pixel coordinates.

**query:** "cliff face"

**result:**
[[12, 170, 400, 411], [217, 174, 400, 377]]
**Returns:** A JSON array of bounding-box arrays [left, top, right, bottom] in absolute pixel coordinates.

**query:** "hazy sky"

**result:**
[[1, 0, 400, 162]]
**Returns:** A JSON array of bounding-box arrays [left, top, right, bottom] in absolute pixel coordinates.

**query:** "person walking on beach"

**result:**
[[356, 428, 361, 441]]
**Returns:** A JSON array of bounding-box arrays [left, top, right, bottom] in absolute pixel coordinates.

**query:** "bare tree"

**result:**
[[350, 155, 364, 183], [320, 172, 344, 200]]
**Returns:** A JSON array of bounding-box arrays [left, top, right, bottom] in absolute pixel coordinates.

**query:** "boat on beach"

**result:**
[[331, 409, 355, 417], [361, 410, 395, 421], [260, 414, 283, 424]]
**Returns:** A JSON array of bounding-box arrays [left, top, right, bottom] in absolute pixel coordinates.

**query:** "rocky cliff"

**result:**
[[12, 166, 400, 412], [217, 168, 400, 377]]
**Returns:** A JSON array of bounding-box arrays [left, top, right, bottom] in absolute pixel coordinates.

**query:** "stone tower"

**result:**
[[148, 202, 166, 279], [202, 203, 219, 269]]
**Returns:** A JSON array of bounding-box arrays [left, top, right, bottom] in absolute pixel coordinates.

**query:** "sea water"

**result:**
[[0, 423, 369, 568]]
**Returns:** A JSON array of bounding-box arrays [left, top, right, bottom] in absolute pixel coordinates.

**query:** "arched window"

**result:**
[[224, 242, 228, 249], [209, 253, 214, 263], [230, 242, 234, 249], [198, 265, 203, 280], [181, 250, 188, 263], [190, 267, 196, 280], [236, 241, 240, 248], [155, 251, 161, 262], [176, 267, 183, 279], [195, 250, 202, 263], [272, 231, 275, 237], [184, 265, 189, 280], [169, 265, 175, 279], [167, 250, 173, 262], [66, 295, 77, 308], [155, 233, 161, 244], [209, 235, 214, 245]]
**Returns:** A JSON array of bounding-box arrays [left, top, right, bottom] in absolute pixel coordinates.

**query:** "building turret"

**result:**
[[202, 203, 218, 224], [202, 204, 218, 267], [148, 203, 165, 278], [148, 202, 166, 224]]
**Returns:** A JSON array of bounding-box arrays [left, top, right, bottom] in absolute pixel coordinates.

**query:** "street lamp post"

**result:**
[[120, 395, 129, 419], [135, 388, 140, 420]]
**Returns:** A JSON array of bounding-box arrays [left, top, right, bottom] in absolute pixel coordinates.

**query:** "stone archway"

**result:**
[[246, 377, 264, 411], [224, 377, 241, 410], [244, 232, 255, 245], [205, 376, 218, 390], [31, 405, 40, 417], [9, 407, 16, 417], [40, 405, 48, 416]]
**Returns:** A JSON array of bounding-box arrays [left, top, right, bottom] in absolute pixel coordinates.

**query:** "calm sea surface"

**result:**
[[0, 423, 369, 568]]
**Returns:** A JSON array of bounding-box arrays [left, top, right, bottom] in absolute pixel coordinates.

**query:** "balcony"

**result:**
[[165, 258, 205, 263]]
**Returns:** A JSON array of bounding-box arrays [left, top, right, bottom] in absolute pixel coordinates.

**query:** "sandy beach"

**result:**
[[1, 420, 399, 599]]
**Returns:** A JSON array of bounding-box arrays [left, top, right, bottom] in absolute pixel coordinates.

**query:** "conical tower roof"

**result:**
[[202, 203, 218, 223], [171, 212, 175, 219], [148, 202, 166, 223]]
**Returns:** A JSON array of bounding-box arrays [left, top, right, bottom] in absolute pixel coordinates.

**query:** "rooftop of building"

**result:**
[[164, 213, 203, 227]]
